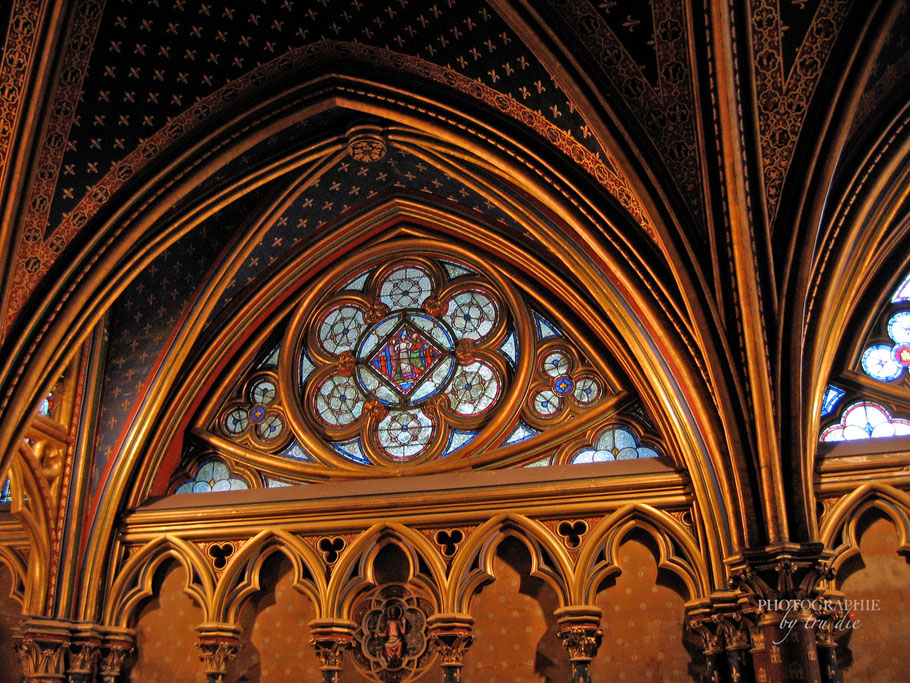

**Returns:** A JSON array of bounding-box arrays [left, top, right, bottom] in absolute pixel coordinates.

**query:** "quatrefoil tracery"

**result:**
[[220, 372, 289, 451], [299, 257, 513, 465], [524, 340, 604, 427]]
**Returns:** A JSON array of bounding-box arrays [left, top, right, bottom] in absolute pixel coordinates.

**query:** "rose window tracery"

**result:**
[[205, 246, 663, 478], [299, 259, 508, 464]]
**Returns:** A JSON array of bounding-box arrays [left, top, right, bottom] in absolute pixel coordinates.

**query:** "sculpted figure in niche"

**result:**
[[371, 600, 409, 668]]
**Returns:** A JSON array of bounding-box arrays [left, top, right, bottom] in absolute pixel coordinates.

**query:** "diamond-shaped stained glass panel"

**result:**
[[370, 325, 442, 394]]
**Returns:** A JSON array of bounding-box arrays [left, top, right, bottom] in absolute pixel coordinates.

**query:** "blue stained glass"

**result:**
[[861, 344, 903, 381], [821, 386, 846, 417], [300, 351, 316, 386], [175, 459, 249, 494], [498, 329, 519, 367], [504, 421, 539, 444], [333, 439, 371, 465], [891, 271, 910, 303], [0, 478, 10, 503], [821, 401, 910, 442], [443, 430, 479, 456], [889, 311, 910, 344], [533, 311, 562, 340], [281, 441, 312, 462], [570, 426, 660, 463]]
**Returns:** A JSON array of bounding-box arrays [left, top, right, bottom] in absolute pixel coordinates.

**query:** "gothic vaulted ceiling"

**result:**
[[0, 0, 909, 562]]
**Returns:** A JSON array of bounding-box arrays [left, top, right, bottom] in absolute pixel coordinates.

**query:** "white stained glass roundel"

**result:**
[[224, 407, 249, 435], [533, 389, 560, 416], [447, 361, 500, 415], [315, 374, 365, 426], [377, 409, 434, 459], [256, 414, 284, 441], [861, 344, 903, 381], [319, 306, 367, 355], [443, 290, 499, 340], [379, 266, 433, 310], [573, 376, 601, 404], [543, 351, 570, 378], [888, 311, 910, 344], [250, 379, 277, 405]]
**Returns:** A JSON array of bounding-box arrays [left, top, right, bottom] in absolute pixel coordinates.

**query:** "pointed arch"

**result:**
[[325, 522, 448, 619], [820, 483, 910, 574], [574, 503, 709, 605], [104, 535, 215, 628], [0, 545, 27, 608], [446, 513, 572, 613], [0, 68, 739, 621], [211, 528, 327, 624]]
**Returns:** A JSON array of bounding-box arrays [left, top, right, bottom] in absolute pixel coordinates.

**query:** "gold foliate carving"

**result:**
[[557, 624, 602, 662], [348, 135, 387, 163], [196, 626, 241, 682], [427, 613, 474, 669], [196, 641, 240, 680], [13, 625, 69, 679], [554, 607, 602, 662], [309, 624, 355, 671]]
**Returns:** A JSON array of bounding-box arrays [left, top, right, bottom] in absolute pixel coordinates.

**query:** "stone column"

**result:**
[[427, 613, 474, 683], [98, 627, 135, 683], [687, 609, 727, 683], [308, 619, 355, 683], [195, 623, 241, 683], [13, 617, 71, 682], [813, 603, 841, 683], [554, 606, 603, 683], [715, 612, 754, 683], [66, 624, 102, 683]]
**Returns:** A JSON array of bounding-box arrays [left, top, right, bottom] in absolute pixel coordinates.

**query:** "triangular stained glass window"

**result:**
[[192, 249, 663, 484]]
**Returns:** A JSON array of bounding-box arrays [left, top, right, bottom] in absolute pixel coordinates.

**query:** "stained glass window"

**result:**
[[892, 271, 910, 303], [570, 426, 660, 463], [0, 477, 10, 503], [821, 401, 910, 442], [859, 271, 910, 383], [295, 257, 509, 464], [820, 385, 846, 417], [175, 459, 249, 494], [209, 251, 625, 477], [504, 421, 539, 444], [219, 371, 288, 451], [38, 391, 54, 417]]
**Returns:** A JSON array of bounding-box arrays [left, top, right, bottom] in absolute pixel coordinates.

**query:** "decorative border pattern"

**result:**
[[5, 40, 652, 331]]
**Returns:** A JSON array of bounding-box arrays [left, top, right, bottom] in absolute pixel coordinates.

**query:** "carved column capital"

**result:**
[[195, 623, 242, 683], [308, 618, 355, 683], [555, 606, 602, 683], [427, 613, 474, 682], [67, 624, 102, 682], [13, 617, 71, 682], [98, 627, 136, 683]]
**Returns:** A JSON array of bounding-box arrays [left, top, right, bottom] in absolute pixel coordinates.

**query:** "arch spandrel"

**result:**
[[0, 76, 740, 620]]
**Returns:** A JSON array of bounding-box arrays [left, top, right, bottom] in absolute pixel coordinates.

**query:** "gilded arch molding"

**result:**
[[0, 77, 749, 622], [801, 105, 910, 540]]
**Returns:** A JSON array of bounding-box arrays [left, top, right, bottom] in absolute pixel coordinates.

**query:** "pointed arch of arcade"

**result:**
[[104, 535, 215, 628], [0, 64, 742, 623], [820, 483, 910, 574], [804, 104, 910, 542]]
